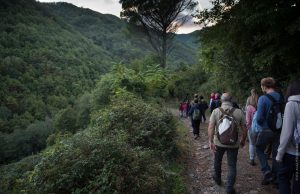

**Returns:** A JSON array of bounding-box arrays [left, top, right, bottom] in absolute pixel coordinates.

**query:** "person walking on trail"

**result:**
[[211, 93, 221, 113], [246, 88, 258, 166], [199, 95, 208, 123], [276, 79, 300, 194], [256, 77, 284, 185], [208, 93, 248, 194], [209, 92, 215, 108], [189, 98, 201, 139]]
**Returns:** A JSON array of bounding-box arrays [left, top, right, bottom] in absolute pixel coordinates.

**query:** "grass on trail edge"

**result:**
[[168, 112, 191, 194]]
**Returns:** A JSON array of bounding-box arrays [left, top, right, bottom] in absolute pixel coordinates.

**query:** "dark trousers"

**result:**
[[200, 111, 206, 122], [214, 146, 239, 192], [255, 129, 280, 179], [191, 119, 200, 135], [278, 153, 300, 194]]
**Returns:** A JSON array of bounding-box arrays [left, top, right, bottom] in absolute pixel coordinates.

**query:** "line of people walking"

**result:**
[[179, 94, 209, 139], [207, 77, 300, 194]]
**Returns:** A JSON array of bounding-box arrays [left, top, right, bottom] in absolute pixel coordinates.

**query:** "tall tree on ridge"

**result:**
[[120, 0, 198, 68]]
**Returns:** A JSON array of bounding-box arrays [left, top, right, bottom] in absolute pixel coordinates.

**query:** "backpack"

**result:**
[[265, 94, 284, 132], [192, 106, 201, 120], [293, 118, 300, 146], [216, 108, 238, 145], [251, 111, 263, 133]]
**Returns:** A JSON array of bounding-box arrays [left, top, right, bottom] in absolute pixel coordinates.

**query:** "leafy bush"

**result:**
[[0, 118, 54, 164], [0, 155, 41, 194], [91, 90, 176, 158], [17, 91, 177, 193], [27, 130, 165, 194]]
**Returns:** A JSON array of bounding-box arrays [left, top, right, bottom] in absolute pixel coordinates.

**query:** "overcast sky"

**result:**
[[38, 0, 212, 34]]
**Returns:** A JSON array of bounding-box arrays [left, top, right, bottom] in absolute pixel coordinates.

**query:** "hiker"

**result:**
[[246, 88, 258, 166], [182, 101, 188, 117], [256, 77, 284, 185], [189, 98, 201, 139], [210, 93, 221, 113], [276, 79, 300, 194], [209, 92, 215, 108], [179, 102, 184, 117], [208, 92, 248, 194], [199, 95, 208, 123], [189, 94, 199, 121]]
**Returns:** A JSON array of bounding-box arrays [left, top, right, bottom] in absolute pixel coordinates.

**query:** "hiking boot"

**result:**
[[248, 159, 256, 166], [261, 171, 273, 185], [226, 189, 236, 194], [212, 175, 221, 185]]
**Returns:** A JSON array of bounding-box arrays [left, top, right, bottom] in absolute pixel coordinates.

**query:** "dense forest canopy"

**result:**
[[194, 0, 300, 100]]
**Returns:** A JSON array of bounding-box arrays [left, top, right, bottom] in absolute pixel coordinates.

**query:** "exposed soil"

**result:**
[[171, 109, 279, 194]]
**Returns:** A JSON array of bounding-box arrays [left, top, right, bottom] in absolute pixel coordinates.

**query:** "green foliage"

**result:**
[[91, 91, 176, 158], [19, 91, 176, 193], [0, 155, 41, 194], [44, 2, 197, 68], [92, 63, 171, 108], [28, 131, 165, 194], [167, 65, 208, 99], [0, 118, 54, 164], [0, 0, 112, 135], [194, 0, 300, 101], [54, 106, 78, 133], [120, 0, 198, 67]]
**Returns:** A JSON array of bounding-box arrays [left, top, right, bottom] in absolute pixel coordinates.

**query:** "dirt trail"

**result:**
[[170, 109, 278, 194]]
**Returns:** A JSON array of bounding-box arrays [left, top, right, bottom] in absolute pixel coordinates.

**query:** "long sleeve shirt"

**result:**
[[246, 105, 256, 130], [256, 91, 281, 130], [276, 95, 300, 160]]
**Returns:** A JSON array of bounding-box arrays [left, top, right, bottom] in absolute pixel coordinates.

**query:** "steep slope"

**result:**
[[0, 0, 112, 133], [0, 0, 199, 164]]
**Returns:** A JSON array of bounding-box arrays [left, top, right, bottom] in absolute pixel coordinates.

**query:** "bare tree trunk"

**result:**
[[161, 31, 167, 68]]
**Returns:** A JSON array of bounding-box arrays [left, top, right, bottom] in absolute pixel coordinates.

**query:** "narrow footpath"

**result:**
[[170, 108, 279, 194]]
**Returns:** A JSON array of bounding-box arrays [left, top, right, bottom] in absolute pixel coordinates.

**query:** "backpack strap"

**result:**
[[265, 93, 284, 113], [219, 107, 235, 117], [265, 94, 276, 103], [228, 108, 236, 116], [218, 107, 226, 117]]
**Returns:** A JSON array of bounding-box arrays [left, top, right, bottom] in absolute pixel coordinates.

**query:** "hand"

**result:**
[[209, 142, 217, 153], [276, 159, 282, 163]]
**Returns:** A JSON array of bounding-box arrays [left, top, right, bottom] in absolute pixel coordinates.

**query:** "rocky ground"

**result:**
[[171, 109, 279, 194]]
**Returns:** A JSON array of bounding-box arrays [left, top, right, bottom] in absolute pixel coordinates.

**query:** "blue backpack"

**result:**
[[251, 112, 263, 133]]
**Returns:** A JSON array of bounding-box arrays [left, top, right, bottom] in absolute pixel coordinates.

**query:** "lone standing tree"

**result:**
[[120, 0, 197, 68]]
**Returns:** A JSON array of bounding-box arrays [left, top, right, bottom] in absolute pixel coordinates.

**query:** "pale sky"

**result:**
[[38, 0, 212, 34]]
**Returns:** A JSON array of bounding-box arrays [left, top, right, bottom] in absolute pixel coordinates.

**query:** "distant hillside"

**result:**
[[43, 2, 198, 67], [0, 0, 199, 134]]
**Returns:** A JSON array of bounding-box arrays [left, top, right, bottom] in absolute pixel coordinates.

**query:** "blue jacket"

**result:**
[[256, 91, 281, 130]]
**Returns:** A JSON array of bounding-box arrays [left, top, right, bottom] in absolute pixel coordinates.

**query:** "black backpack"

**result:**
[[265, 94, 284, 132]]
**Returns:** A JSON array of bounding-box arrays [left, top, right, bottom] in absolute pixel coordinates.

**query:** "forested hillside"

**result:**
[[43, 2, 198, 67], [0, 0, 198, 165]]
